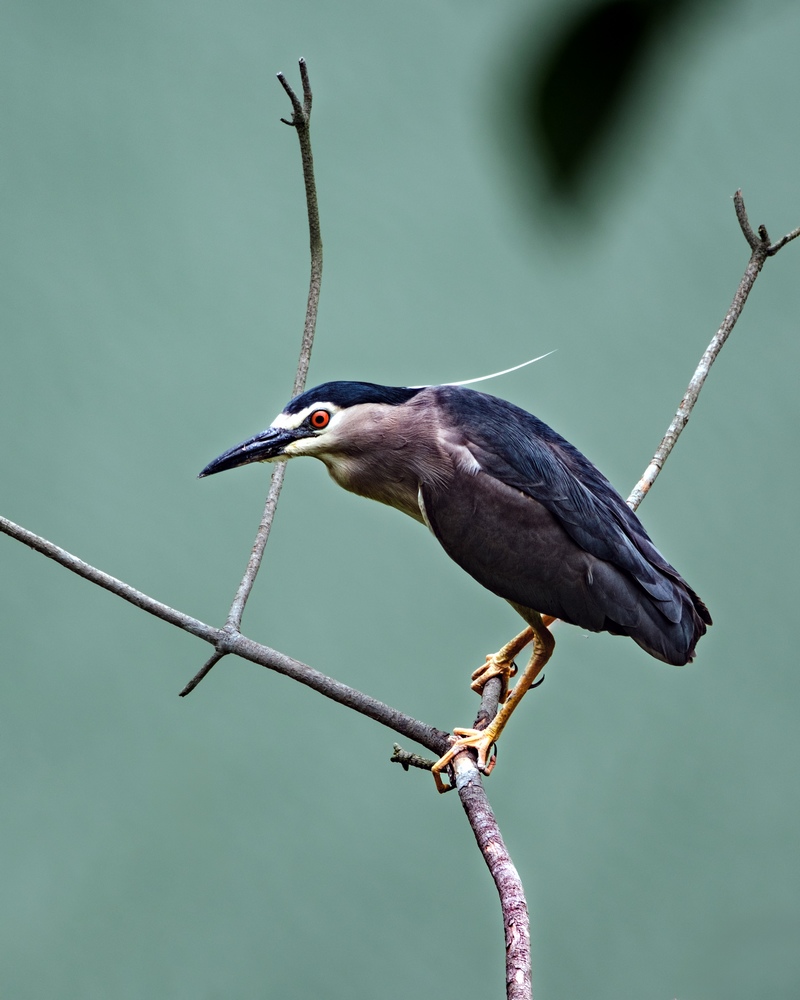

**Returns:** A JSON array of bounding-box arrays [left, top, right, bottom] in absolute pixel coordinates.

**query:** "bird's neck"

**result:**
[[316, 402, 451, 523]]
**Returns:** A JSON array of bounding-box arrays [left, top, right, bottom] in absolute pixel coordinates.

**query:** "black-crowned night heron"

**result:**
[[200, 381, 711, 791]]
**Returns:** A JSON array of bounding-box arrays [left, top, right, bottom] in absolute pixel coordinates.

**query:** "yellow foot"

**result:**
[[431, 725, 500, 793], [434, 622, 551, 793], [470, 653, 517, 701]]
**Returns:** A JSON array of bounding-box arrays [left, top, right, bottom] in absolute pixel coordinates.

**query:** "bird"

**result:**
[[200, 380, 711, 791]]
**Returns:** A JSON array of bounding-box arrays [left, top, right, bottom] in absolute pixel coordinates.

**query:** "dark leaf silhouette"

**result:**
[[525, 0, 687, 198]]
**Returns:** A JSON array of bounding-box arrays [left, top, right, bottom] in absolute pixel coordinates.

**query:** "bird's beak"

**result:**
[[198, 427, 304, 478]]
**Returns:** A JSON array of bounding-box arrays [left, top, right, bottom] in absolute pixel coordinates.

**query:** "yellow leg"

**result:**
[[432, 615, 555, 793], [469, 617, 556, 699], [469, 626, 533, 700]]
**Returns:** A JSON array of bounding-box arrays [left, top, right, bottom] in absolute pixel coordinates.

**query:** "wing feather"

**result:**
[[424, 386, 710, 664]]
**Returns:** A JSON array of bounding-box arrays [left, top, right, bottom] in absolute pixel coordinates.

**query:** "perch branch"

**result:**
[[454, 754, 531, 999]]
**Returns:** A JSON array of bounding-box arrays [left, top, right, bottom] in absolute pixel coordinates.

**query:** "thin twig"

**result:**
[[179, 649, 225, 697], [767, 222, 800, 256], [229, 58, 321, 622], [278, 58, 322, 399], [627, 191, 800, 511], [187, 59, 324, 692], [224, 465, 289, 630], [390, 744, 437, 771]]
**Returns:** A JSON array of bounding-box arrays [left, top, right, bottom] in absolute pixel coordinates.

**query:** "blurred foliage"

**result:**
[[519, 0, 706, 199]]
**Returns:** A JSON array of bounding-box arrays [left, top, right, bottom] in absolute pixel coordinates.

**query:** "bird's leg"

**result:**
[[432, 615, 555, 793], [469, 616, 557, 702], [470, 627, 535, 702]]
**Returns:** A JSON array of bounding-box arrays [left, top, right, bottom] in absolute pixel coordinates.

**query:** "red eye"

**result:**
[[309, 409, 330, 429]]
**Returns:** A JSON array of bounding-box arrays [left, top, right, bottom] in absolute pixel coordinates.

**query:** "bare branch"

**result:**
[[399, 672, 536, 996], [0, 515, 218, 642], [627, 191, 797, 511], [0, 514, 450, 755], [453, 755, 532, 999]]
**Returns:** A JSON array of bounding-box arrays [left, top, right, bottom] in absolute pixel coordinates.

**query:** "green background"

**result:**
[[2, 2, 799, 997]]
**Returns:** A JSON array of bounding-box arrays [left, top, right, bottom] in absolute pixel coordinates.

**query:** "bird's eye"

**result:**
[[309, 409, 330, 429]]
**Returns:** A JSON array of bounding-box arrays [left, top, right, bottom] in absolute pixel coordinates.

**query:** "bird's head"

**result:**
[[199, 381, 423, 478]]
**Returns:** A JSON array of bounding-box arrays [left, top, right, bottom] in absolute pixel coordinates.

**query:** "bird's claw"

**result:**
[[470, 654, 517, 702], [431, 727, 499, 793]]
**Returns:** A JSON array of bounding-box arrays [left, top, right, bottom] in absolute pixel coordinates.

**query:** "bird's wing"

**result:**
[[420, 463, 643, 632], [429, 387, 695, 627]]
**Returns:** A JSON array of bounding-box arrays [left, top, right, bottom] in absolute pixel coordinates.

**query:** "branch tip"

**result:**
[[180, 650, 226, 697], [390, 744, 437, 772], [276, 60, 309, 127], [734, 189, 761, 250]]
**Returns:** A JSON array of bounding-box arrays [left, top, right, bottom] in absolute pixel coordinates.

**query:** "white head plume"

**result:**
[[411, 351, 555, 389]]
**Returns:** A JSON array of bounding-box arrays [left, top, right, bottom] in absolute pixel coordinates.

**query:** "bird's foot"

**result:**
[[431, 723, 501, 793], [470, 653, 517, 702]]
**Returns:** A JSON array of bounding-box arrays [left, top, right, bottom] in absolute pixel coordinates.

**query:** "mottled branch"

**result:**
[[453, 754, 531, 999]]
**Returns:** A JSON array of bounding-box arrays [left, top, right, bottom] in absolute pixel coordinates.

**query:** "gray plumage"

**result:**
[[200, 381, 711, 666]]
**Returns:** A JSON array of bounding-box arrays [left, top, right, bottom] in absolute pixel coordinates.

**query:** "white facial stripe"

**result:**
[[283, 435, 330, 457], [271, 402, 342, 431]]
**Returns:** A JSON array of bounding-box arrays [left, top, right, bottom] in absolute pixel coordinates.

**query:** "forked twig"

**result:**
[[627, 190, 800, 512]]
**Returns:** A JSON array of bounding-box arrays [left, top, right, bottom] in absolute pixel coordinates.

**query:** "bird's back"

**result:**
[[418, 386, 711, 665]]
